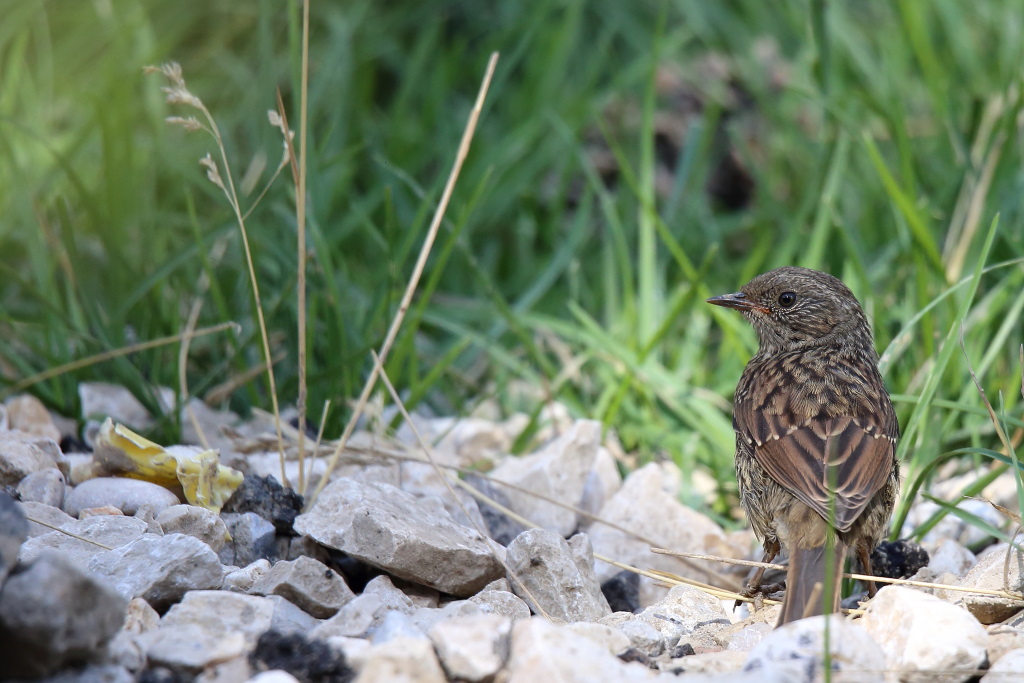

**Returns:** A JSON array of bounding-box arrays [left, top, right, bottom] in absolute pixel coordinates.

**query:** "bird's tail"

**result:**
[[777, 539, 847, 626]]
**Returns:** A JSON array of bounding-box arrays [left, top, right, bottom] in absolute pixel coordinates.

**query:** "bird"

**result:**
[[707, 266, 899, 626]]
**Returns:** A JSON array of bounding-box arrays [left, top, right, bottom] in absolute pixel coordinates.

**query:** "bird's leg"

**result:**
[[857, 542, 880, 598], [736, 539, 784, 609]]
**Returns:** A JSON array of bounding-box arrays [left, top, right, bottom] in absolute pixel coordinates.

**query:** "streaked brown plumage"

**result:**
[[708, 267, 899, 626]]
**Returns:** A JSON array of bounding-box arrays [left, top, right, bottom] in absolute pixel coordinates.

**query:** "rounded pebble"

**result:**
[[64, 477, 180, 517], [16, 468, 66, 508]]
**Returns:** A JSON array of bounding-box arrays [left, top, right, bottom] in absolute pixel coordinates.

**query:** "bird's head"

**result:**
[[707, 266, 874, 354]]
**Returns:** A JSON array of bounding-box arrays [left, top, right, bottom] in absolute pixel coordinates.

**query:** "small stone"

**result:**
[[638, 585, 730, 648], [196, 656, 252, 683], [134, 503, 164, 534], [481, 578, 511, 592], [956, 543, 1024, 624], [505, 529, 611, 622], [220, 511, 278, 566], [104, 597, 160, 671], [673, 650, 746, 675], [0, 431, 60, 487], [224, 559, 273, 593], [986, 620, 1024, 671], [314, 576, 415, 640], [124, 595, 161, 633], [6, 394, 62, 442], [326, 636, 372, 671], [504, 617, 659, 682], [468, 586, 532, 622], [743, 615, 885, 683], [599, 614, 665, 657], [16, 467, 66, 508], [266, 595, 321, 635], [141, 627, 247, 673], [927, 538, 976, 577], [429, 614, 511, 682], [63, 477, 180, 517], [80, 504, 125, 518], [295, 478, 502, 596], [712, 602, 779, 645], [916, 567, 963, 601], [88, 533, 224, 610], [723, 622, 771, 651], [372, 610, 427, 644], [408, 599, 482, 633], [249, 555, 355, 618], [566, 622, 631, 655], [0, 551, 128, 679], [398, 581, 440, 609], [19, 500, 76, 537], [19, 515, 148, 565], [354, 636, 447, 683], [137, 591, 276, 672], [364, 573, 414, 604], [156, 504, 230, 552], [487, 420, 602, 535], [860, 585, 987, 682]]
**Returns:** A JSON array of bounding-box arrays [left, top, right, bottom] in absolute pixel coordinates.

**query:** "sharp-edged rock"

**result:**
[[295, 478, 502, 596]]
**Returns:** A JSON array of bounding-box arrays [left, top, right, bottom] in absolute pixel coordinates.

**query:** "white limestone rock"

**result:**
[[294, 478, 502, 596], [859, 585, 987, 683]]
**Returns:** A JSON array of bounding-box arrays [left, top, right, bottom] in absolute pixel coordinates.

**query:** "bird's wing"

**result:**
[[734, 392, 897, 532]]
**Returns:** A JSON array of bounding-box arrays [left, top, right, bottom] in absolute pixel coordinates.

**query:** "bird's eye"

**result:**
[[778, 291, 797, 308]]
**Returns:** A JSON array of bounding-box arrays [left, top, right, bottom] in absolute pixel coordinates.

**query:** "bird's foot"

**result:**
[[735, 581, 786, 611]]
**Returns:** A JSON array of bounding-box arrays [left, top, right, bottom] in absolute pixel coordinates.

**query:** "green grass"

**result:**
[[2, 0, 1023, 531]]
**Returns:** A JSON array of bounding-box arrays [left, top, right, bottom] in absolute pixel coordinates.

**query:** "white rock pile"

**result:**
[[0, 391, 1022, 682]]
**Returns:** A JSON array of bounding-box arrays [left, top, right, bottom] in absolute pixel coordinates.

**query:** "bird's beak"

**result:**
[[706, 291, 770, 314]]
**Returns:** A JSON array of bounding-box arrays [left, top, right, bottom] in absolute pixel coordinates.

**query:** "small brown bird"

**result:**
[[708, 267, 899, 626]]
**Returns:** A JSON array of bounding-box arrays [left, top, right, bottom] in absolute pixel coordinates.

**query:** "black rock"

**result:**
[[223, 473, 304, 535], [60, 434, 91, 455], [601, 569, 641, 613], [670, 642, 696, 658], [250, 630, 355, 683], [870, 539, 930, 580], [617, 647, 657, 669]]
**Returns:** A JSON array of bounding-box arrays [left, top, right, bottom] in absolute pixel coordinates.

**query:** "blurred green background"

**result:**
[[2, 0, 1022, 524]]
